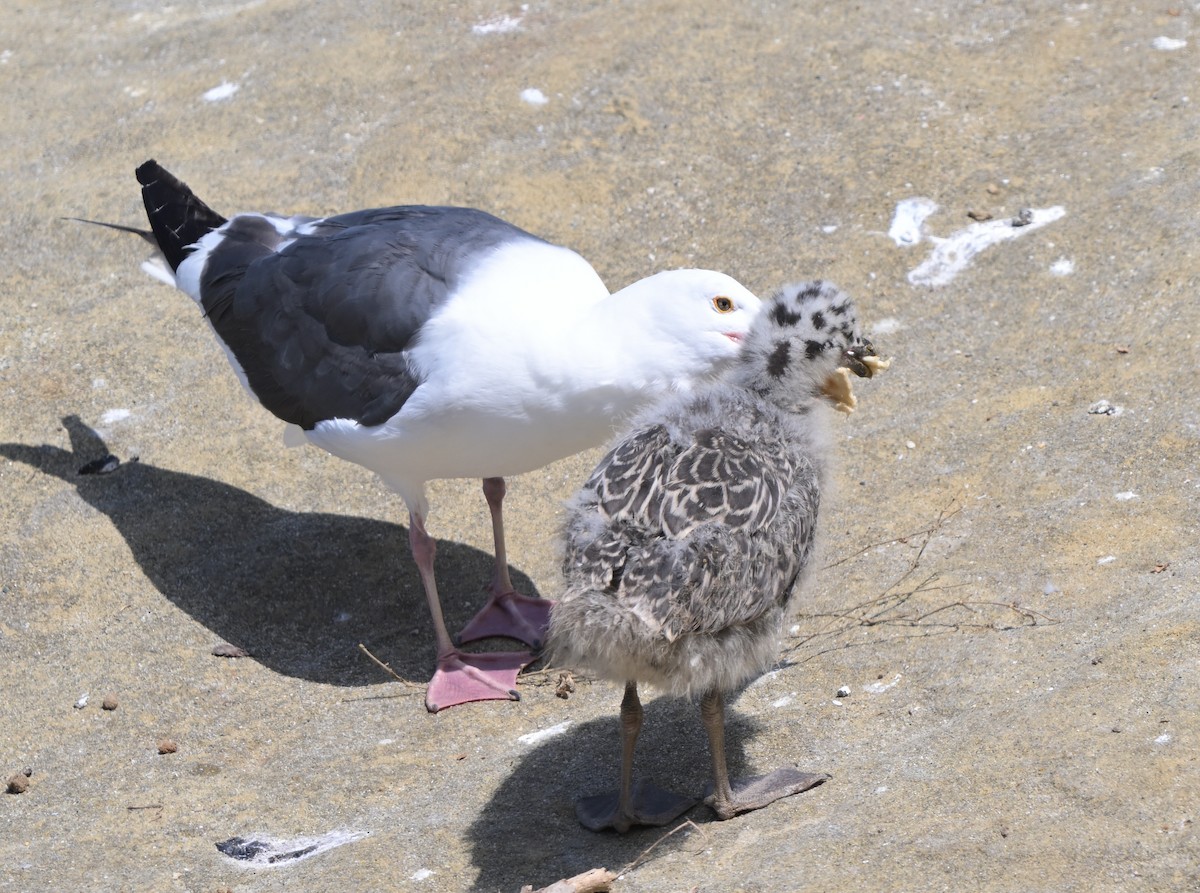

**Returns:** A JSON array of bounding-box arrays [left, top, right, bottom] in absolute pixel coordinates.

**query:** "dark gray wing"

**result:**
[[562, 425, 673, 595], [585, 426, 793, 536], [659, 428, 793, 538], [586, 424, 675, 524], [565, 419, 816, 639], [197, 206, 544, 428], [631, 427, 809, 636]]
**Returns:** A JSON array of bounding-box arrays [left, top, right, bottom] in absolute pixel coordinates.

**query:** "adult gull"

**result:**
[[124, 160, 763, 712], [548, 280, 889, 829]]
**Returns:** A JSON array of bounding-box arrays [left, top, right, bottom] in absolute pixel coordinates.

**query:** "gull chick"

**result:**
[[549, 280, 887, 830]]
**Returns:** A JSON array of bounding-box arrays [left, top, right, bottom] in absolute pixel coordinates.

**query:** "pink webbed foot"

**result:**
[[425, 649, 533, 713], [455, 589, 554, 648]]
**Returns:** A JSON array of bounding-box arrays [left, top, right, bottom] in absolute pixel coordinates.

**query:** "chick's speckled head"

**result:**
[[735, 280, 886, 412]]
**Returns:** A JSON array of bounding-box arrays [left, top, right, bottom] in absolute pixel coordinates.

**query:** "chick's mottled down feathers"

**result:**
[[550, 280, 878, 698]]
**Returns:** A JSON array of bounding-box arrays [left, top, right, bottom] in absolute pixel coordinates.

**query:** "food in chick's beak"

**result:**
[[820, 340, 891, 413]]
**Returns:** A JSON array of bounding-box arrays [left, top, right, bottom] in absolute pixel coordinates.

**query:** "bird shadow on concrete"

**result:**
[[1, 415, 543, 686], [467, 692, 811, 892]]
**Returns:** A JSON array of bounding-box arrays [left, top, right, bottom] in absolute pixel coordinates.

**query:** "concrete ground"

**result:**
[[1, 2, 1197, 891]]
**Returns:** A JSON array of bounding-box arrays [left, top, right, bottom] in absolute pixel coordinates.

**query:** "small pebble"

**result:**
[[157, 739, 178, 755], [1011, 208, 1034, 227], [101, 696, 119, 711], [211, 643, 249, 658], [73, 693, 89, 709], [836, 685, 851, 699], [985, 183, 1001, 195], [966, 209, 992, 222], [6, 773, 30, 794]]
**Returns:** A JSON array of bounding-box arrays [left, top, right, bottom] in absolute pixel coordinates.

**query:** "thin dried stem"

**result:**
[[357, 643, 423, 689], [822, 497, 963, 570], [522, 867, 618, 893], [619, 819, 706, 877], [517, 662, 563, 682], [788, 495, 1056, 651]]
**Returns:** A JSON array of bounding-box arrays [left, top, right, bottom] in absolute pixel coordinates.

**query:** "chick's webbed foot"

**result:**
[[703, 768, 830, 820]]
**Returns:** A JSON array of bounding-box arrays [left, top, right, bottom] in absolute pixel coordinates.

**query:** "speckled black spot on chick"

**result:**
[[771, 302, 803, 327], [767, 339, 791, 378], [794, 281, 827, 304]]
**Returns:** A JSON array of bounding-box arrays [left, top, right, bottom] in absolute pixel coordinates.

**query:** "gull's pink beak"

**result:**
[[723, 332, 743, 343]]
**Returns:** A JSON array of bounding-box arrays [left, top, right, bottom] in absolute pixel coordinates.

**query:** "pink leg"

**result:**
[[409, 512, 532, 712], [455, 477, 553, 648]]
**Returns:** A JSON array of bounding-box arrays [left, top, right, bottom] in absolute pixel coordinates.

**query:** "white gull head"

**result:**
[[604, 268, 762, 391]]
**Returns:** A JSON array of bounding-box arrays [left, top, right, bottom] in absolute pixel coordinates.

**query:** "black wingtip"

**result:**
[[136, 160, 228, 271]]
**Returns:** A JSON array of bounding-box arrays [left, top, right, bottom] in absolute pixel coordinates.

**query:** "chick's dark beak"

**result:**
[[842, 339, 889, 378]]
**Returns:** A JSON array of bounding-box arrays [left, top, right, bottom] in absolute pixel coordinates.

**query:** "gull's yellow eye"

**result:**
[[712, 296, 735, 313]]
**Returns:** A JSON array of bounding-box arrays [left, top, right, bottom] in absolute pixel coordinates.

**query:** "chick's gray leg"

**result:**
[[576, 682, 696, 832], [700, 689, 830, 820]]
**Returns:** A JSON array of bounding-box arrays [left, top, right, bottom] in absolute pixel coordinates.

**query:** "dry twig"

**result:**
[[822, 499, 963, 570], [521, 818, 705, 891], [520, 867, 618, 893], [619, 819, 706, 877], [356, 643, 423, 689], [516, 662, 562, 684], [787, 496, 1057, 655]]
